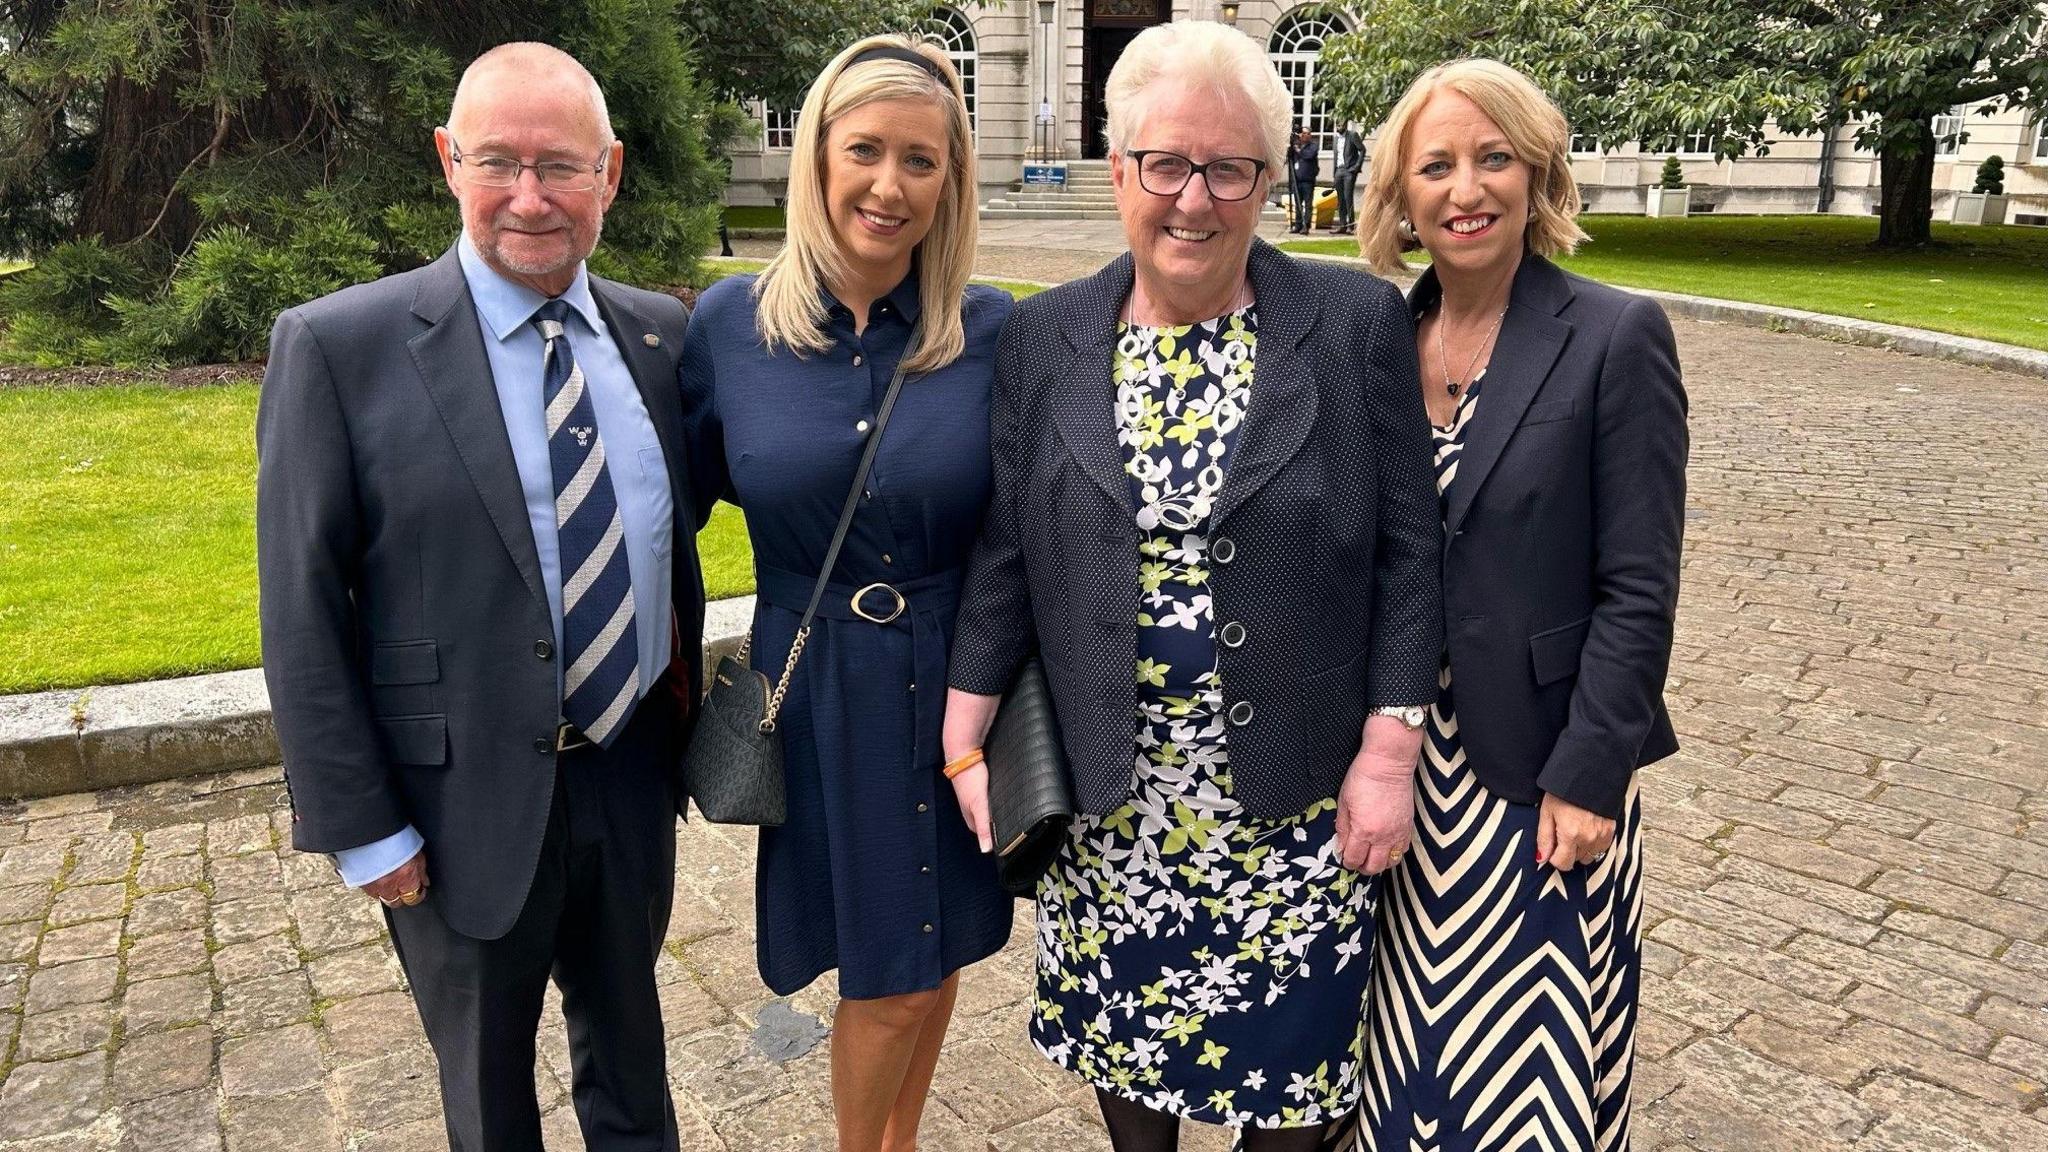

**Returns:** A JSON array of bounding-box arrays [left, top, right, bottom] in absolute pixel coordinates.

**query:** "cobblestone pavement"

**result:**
[[2, 272, 2046, 1150]]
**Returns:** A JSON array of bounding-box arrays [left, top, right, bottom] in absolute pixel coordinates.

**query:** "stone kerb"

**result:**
[[0, 595, 759, 802]]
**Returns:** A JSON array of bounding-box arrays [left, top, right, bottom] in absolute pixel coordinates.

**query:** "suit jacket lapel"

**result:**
[[1051, 253, 1138, 517], [406, 246, 549, 610], [590, 279, 687, 500], [1421, 255, 1575, 542], [1213, 240, 1317, 528]]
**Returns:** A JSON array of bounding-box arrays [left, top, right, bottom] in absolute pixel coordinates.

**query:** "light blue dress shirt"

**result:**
[[333, 235, 674, 887]]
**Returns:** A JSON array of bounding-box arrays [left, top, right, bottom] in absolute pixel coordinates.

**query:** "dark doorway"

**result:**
[[1081, 2, 1171, 159]]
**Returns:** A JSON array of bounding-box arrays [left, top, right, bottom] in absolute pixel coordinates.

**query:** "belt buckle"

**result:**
[[850, 582, 907, 625], [555, 721, 593, 752]]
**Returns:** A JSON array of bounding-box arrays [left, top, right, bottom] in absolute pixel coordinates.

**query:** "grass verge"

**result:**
[[0, 269, 1043, 693], [1280, 215, 2048, 351]]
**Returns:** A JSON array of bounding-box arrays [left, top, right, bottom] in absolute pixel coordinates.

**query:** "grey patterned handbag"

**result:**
[[681, 322, 922, 825]]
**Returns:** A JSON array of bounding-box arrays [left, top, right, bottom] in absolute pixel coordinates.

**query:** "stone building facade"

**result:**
[[723, 1, 2048, 224]]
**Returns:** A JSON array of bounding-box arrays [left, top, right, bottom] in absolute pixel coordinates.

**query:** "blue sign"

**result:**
[[1023, 164, 1067, 187]]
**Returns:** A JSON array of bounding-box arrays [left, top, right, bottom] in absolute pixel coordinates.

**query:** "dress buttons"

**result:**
[[882, 553, 893, 566], [1212, 537, 1236, 564], [534, 639, 554, 660], [919, 865, 931, 874], [856, 419, 871, 433], [1228, 700, 1255, 726], [916, 802, 929, 813], [921, 923, 933, 933], [908, 682, 917, 693], [533, 737, 553, 754], [852, 354, 864, 367], [1219, 621, 1246, 648]]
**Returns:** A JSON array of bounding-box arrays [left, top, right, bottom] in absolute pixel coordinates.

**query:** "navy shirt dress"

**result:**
[[679, 272, 1015, 999]]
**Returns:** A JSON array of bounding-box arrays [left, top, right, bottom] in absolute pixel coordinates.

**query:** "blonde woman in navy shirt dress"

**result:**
[[678, 36, 1013, 1152]]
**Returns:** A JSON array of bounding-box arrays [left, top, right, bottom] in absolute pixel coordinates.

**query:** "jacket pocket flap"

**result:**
[[375, 714, 447, 766], [1528, 616, 1592, 686], [1520, 398, 1575, 426], [371, 640, 439, 685]]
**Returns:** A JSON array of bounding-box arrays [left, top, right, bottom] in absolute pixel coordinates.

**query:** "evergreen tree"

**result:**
[[0, 0, 744, 363]]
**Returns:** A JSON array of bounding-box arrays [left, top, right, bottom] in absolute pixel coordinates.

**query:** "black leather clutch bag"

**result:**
[[985, 657, 1074, 896]]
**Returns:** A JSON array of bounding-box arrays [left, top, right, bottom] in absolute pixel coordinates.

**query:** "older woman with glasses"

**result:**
[[942, 21, 1442, 1151]]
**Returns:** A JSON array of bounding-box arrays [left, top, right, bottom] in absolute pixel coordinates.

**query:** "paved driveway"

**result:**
[[0, 266, 2043, 1150]]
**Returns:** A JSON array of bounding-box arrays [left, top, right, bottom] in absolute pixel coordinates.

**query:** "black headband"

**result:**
[[846, 44, 947, 83]]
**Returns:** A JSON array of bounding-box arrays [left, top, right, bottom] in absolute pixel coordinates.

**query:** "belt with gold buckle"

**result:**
[[850, 582, 908, 625]]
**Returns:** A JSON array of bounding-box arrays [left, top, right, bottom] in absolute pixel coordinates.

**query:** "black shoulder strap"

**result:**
[[795, 318, 924, 631]]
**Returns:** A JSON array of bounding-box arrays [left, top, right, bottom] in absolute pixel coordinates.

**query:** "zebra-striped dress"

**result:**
[[1357, 377, 1646, 1152]]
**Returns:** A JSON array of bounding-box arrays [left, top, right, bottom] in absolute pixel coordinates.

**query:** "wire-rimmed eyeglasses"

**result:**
[[449, 137, 609, 192], [1126, 150, 1269, 202]]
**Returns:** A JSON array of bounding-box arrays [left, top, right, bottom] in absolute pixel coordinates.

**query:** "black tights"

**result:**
[[1095, 1088, 1352, 1152]]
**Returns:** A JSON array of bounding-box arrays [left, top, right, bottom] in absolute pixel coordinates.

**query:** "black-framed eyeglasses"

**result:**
[[1126, 150, 1269, 202], [448, 136, 609, 192]]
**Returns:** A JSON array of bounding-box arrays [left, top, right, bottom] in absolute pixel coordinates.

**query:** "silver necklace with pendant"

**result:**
[[1437, 303, 1507, 397]]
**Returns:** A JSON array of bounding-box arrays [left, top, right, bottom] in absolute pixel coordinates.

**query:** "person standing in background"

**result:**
[[1286, 125, 1319, 233], [1330, 122, 1364, 232]]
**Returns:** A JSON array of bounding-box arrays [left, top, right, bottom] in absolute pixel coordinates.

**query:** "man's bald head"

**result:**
[[448, 42, 612, 144], [436, 42, 623, 297]]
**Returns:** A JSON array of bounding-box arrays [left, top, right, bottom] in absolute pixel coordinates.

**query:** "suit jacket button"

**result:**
[[535, 639, 554, 660], [1228, 700, 1254, 726], [1219, 622, 1246, 649], [1212, 537, 1236, 564], [533, 737, 553, 754]]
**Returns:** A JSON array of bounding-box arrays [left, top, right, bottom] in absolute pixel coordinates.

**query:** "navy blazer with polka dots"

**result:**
[[950, 240, 1444, 819]]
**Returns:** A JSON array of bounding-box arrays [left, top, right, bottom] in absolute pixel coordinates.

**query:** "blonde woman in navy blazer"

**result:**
[[1343, 59, 1688, 1152]]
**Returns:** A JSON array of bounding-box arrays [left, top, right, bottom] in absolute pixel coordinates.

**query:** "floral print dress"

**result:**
[[1029, 305, 1377, 1131]]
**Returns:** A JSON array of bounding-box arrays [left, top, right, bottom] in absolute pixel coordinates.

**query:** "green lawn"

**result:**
[[0, 268, 1044, 693], [722, 204, 786, 230], [1281, 215, 2048, 351]]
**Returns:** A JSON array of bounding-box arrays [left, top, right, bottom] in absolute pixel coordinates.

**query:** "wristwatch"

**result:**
[[1372, 705, 1428, 730]]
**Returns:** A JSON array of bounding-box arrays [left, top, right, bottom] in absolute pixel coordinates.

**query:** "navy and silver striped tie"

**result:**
[[534, 300, 639, 748]]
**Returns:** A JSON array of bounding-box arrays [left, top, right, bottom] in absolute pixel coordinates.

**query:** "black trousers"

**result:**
[[1334, 171, 1358, 227], [386, 698, 680, 1152], [1292, 175, 1317, 230]]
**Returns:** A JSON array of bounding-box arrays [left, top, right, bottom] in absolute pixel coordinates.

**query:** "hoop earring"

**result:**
[[1397, 217, 1418, 243]]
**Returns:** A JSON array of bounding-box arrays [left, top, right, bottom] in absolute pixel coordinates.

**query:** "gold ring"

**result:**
[[397, 888, 425, 906]]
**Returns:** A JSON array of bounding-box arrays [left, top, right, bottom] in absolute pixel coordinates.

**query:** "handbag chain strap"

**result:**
[[750, 319, 924, 735]]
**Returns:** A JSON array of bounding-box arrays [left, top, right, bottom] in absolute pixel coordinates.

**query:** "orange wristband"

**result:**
[[943, 749, 985, 779]]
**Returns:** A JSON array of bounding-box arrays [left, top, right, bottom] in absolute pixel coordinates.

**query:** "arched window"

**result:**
[[921, 5, 978, 132], [1269, 7, 1350, 155]]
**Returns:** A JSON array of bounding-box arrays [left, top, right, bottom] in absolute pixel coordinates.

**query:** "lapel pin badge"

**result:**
[[643, 333, 661, 348]]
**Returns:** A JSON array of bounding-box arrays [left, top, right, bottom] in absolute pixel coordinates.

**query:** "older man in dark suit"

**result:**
[[256, 41, 699, 1151]]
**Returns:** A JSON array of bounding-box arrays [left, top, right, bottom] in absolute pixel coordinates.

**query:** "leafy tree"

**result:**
[[1314, 0, 2048, 248], [0, 0, 743, 364], [682, 0, 935, 105]]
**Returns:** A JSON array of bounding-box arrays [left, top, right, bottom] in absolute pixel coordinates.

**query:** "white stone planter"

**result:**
[[1951, 193, 2010, 226], [1646, 187, 1691, 218]]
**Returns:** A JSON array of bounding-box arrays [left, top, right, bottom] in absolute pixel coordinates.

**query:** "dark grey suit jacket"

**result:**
[[1411, 255, 1687, 819], [256, 245, 700, 940], [950, 240, 1443, 819]]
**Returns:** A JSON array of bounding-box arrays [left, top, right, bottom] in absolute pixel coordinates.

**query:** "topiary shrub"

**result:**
[[1974, 154, 2005, 196]]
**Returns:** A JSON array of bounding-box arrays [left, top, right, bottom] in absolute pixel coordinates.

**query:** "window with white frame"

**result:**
[[2033, 116, 2048, 163], [761, 104, 797, 151], [1569, 132, 1603, 155], [1932, 105, 1966, 155], [1269, 7, 1351, 156], [920, 5, 978, 133], [1650, 130, 1716, 158]]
